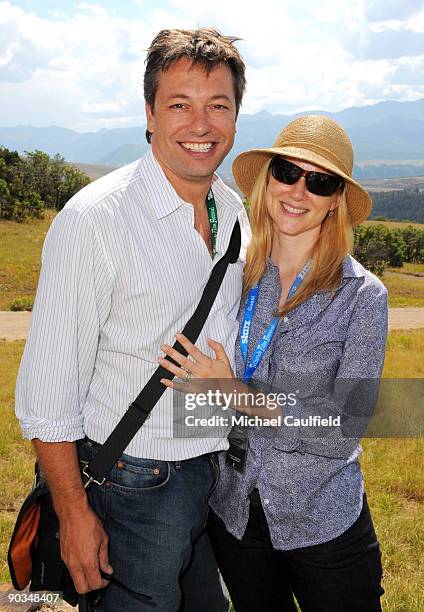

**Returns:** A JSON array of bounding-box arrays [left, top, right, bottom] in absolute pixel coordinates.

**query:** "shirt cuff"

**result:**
[[20, 416, 85, 442]]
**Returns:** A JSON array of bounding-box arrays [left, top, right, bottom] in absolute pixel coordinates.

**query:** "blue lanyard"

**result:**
[[240, 260, 311, 384]]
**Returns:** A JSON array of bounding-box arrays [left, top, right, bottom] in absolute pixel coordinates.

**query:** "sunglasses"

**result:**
[[270, 157, 345, 197]]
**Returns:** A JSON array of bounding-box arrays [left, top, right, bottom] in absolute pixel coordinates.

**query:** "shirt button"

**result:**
[[263, 498, 270, 505], [283, 316, 289, 323]]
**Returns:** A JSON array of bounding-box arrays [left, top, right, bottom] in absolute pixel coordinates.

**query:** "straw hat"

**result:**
[[232, 114, 371, 226]]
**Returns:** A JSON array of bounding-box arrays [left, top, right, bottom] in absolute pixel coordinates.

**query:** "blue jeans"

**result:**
[[77, 438, 229, 612]]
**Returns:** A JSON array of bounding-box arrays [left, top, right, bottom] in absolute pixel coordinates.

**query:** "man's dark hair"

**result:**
[[144, 28, 246, 143]]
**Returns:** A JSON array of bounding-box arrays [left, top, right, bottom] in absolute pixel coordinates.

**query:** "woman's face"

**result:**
[[265, 156, 342, 240]]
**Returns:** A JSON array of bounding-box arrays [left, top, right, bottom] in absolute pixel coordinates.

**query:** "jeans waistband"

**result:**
[[82, 437, 216, 468]]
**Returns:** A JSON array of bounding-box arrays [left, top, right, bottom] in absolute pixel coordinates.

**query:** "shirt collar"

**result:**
[[341, 255, 366, 279], [137, 147, 240, 220]]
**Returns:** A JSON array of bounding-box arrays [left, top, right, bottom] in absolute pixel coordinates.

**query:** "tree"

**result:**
[[354, 225, 390, 275], [50, 154, 67, 210], [0, 177, 11, 218], [0, 146, 91, 220], [401, 226, 424, 264], [25, 192, 45, 220], [386, 229, 406, 267], [0, 147, 21, 184], [371, 189, 424, 223], [56, 164, 90, 210], [23, 150, 53, 207]]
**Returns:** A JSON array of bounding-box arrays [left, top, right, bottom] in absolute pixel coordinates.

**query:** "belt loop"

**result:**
[[175, 460, 182, 470]]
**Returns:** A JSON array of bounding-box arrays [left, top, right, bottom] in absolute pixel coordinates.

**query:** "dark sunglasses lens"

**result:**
[[306, 173, 343, 196], [271, 158, 301, 184], [271, 157, 344, 196]]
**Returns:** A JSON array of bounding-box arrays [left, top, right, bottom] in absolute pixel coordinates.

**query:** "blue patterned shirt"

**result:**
[[210, 255, 388, 550]]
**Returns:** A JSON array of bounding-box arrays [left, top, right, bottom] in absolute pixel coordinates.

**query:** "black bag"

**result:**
[[8, 464, 80, 606], [8, 220, 241, 608], [8, 462, 152, 607]]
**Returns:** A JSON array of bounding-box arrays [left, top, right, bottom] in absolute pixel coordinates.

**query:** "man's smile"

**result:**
[[180, 142, 216, 152]]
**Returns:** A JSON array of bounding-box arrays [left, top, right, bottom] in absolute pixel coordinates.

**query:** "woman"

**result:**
[[159, 115, 387, 611]]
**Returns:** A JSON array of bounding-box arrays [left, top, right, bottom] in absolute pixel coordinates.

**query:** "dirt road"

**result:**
[[0, 312, 32, 341], [387, 307, 424, 330], [1, 309, 424, 341]]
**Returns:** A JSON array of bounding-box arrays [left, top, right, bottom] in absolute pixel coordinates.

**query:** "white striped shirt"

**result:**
[[15, 148, 250, 460]]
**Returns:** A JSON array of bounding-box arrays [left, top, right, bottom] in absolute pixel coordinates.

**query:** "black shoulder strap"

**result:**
[[83, 220, 241, 486]]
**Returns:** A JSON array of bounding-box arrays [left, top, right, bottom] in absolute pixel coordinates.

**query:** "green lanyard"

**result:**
[[206, 189, 218, 259]]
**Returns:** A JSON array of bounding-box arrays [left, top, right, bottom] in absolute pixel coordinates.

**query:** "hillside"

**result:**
[[363, 220, 424, 230], [361, 175, 424, 192], [2, 98, 424, 180], [68, 161, 117, 181], [72, 162, 424, 224], [369, 190, 424, 222]]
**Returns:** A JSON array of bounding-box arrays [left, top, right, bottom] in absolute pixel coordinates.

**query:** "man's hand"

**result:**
[[60, 504, 113, 593], [32, 440, 113, 594]]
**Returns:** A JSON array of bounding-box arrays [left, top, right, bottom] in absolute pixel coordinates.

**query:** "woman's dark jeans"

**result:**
[[208, 490, 384, 612]]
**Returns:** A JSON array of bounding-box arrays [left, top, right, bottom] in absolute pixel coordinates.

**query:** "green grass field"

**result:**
[[388, 262, 424, 275], [382, 271, 424, 307], [1, 333, 423, 611], [362, 220, 424, 307], [0, 211, 55, 310], [1, 213, 424, 309]]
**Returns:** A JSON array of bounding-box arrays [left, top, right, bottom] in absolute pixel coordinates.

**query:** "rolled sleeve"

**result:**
[[15, 208, 113, 442]]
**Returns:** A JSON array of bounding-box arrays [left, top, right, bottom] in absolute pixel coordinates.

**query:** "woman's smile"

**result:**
[[280, 202, 308, 216]]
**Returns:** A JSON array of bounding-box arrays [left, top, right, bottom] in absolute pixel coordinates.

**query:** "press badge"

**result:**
[[226, 425, 248, 473]]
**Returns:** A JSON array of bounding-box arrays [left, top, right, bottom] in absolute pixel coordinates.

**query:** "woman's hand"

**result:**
[[159, 333, 234, 391]]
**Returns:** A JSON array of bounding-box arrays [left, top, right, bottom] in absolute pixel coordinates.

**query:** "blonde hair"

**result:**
[[242, 159, 353, 318]]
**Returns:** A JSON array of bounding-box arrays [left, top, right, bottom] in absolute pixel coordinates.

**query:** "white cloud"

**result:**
[[0, 0, 423, 130], [0, 0, 157, 128], [406, 9, 424, 32], [0, 2, 65, 81], [369, 19, 405, 32], [364, 0, 424, 22]]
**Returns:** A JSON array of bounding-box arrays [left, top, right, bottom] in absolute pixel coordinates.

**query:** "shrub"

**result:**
[[401, 226, 424, 264], [10, 296, 34, 311], [0, 146, 90, 220], [354, 225, 389, 275], [386, 229, 406, 267], [12, 199, 31, 223]]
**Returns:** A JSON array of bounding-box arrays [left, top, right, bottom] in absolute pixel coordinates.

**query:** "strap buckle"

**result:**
[[82, 466, 106, 489], [129, 402, 151, 420]]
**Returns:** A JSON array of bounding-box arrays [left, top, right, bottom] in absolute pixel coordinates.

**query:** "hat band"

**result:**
[[274, 140, 352, 176]]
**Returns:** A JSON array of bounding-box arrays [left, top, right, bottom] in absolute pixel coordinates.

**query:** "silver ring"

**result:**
[[182, 370, 192, 383]]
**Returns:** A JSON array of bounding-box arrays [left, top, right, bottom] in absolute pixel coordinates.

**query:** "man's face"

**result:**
[[146, 58, 237, 189]]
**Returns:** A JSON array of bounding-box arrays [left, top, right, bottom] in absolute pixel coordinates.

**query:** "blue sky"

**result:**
[[1, 0, 424, 130]]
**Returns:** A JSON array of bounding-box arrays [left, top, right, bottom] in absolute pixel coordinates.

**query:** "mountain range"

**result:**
[[1, 98, 424, 181]]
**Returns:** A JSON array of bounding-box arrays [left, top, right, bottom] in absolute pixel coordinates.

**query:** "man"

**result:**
[[15, 28, 249, 611]]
